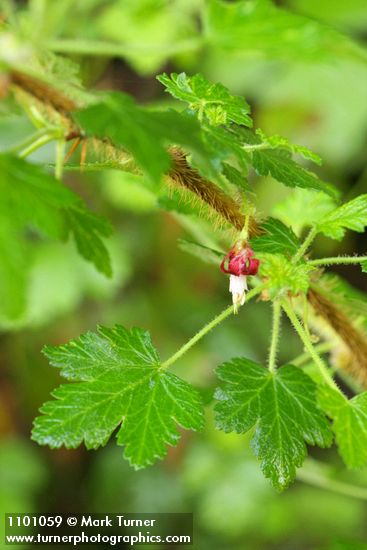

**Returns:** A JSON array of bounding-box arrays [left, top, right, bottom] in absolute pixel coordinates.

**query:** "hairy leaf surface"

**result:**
[[215, 358, 332, 489], [32, 325, 204, 468], [317, 195, 367, 240], [252, 149, 337, 197], [252, 218, 300, 256], [255, 130, 322, 165], [157, 72, 252, 127]]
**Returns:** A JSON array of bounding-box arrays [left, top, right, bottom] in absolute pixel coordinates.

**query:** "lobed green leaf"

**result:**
[[74, 92, 212, 184], [32, 325, 204, 468], [215, 358, 332, 489], [255, 129, 322, 165], [0, 154, 112, 319], [0, 153, 77, 239], [318, 385, 367, 469], [272, 189, 337, 236], [157, 72, 252, 127], [252, 217, 300, 257], [252, 149, 337, 198], [317, 194, 367, 240]]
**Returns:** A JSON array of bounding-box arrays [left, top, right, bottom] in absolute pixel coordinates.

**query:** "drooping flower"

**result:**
[[220, 242, 260, 311]]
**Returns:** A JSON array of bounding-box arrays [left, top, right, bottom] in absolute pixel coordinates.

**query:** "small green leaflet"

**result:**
[[0, 154, 112, 277], [258, 254, 314, 298], [317, 195, 367, 240], [157, 72, 252, 127], [255, 129, 322, 165], [32, 325, 204, 468], [251, 218, 300, 256], [74, 92, 212, 183], [215, 358, 332, 490], [318, 385, 367, 468], [252, 149, 337, 198]]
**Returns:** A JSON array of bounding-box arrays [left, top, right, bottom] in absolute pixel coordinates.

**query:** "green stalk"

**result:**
[[18, 133, 57, 159], [268, 300, 281, 373], [290, 342, 333, 367], [292, 227, 317, 263], [161, 285, 263, 371], [5, 129, 49, 154], [48, 38, 203, 57], [292, 227, 317, 264], [297, 463, 367, 501], [309, 255, 367, 267], [239, 209, 255, 241], [55, 139, 65, 180], [281, 299, 340, 391]]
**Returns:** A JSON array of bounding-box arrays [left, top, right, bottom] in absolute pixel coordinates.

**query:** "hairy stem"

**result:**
[[10, 68, 367, 387], [292, 227, 317, 263], [268, 300, 281, 373], [308, 287, 367, 388], [169, 148, 261, 235], [281, 299, 340, 391], [161, 285, 263, 370], [309, 255, 367, 267]]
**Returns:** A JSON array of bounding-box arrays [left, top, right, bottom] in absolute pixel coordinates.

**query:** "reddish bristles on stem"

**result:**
[[64, 137, 81, 164]]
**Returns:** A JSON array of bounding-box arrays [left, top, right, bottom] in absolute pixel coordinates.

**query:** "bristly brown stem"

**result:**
[[10, 68, 367, 387], [282, 299, 340, 392]]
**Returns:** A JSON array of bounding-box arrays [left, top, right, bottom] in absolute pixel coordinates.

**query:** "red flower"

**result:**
[[220, 243, 260, 277]]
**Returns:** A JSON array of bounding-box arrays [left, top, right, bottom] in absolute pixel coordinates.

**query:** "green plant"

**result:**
[[1, 12, 367, 493]]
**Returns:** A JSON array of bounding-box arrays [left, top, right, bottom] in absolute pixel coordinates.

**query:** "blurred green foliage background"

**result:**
[[0, 1, 367, 548]]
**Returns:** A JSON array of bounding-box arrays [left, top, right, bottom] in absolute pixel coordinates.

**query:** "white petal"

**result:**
[[229, 274, 247, 294], [229, 275, 247, 308]]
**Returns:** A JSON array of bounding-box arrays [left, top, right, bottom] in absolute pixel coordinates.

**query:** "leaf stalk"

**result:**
[[292, 227, 317, 263], [18, 131, 61, 159], [297, 462, 367, 501], [161, 285, 263, 370], [268, 300, 281, 373], [281, 299, 340, 392]]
